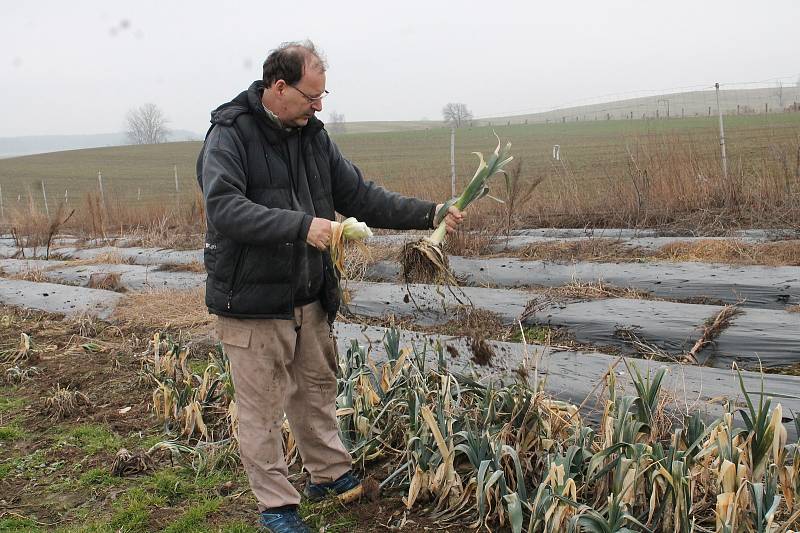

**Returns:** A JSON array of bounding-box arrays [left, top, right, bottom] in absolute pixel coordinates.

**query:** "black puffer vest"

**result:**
[[198, 84, 340, 323]]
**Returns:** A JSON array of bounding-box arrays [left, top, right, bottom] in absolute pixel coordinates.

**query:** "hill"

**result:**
[[0, 130, 202, 158], [478, 86, 800, 125]]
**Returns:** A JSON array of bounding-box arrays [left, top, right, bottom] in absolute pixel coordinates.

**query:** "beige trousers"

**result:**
[[216, 301, 352, 510]]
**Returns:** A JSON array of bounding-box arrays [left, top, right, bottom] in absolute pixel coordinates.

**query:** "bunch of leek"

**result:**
[[329, 216, 373, 273], [402, 135, 513, 284]]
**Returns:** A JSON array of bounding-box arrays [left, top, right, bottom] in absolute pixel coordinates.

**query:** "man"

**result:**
[[197, 40, 463, 532]]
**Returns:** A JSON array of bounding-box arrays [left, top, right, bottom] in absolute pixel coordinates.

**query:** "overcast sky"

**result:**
[[2, 0, 798, 137]]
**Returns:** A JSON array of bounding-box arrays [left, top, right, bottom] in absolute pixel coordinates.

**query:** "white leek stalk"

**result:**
[[330, 217, 373, 273]]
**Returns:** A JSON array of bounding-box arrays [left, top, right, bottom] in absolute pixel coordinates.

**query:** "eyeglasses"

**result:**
[[288, 84, 329, 103]]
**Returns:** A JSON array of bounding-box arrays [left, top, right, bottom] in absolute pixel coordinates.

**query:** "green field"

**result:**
[[0, 113, 797, 218]]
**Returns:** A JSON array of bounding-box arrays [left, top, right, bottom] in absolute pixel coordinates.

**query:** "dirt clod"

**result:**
[[470, 336, 494, 366], [87, 272, 125, 292]]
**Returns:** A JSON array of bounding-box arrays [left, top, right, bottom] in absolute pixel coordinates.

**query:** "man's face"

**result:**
[[275, 66, 326, 128]]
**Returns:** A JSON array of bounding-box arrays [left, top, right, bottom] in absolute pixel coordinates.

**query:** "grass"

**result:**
[[108, 487, 165, 532], [78, 467, 120, 488], [508, 325, 557, 344], [1, 112, 799, 237], [58, 424, 122, 454], [0, 395, 23, 413], [299, 498, 357, 532], [0, 517, 42, 533], [161, 497, 222, 533], [0, 423, 24, 441]]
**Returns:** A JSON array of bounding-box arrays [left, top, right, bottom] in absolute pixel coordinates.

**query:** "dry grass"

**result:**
[[543, 279, 654, 300], [87, 272, 125, 292], [509, 238, 800, 266], [443, 228, 497, 257], [153, 261, 205, 273], [1, 267, 49, 283], [112, 286, 212, 331], [2, 187, 205, 252], [516, 239, 644, 262], [340, 242, 396, 281], [658, 239, 800, 266], [788, 305, 800, 313], [51, 252, 137, 267]]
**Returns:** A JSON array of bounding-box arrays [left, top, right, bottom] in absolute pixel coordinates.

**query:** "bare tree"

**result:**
[[442, 103, 473, 128], [125, 103, 170, 144], [328, 111, 346, 133]]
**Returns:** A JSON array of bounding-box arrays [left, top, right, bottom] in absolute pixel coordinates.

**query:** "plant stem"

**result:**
[[429, 221, 448, 245]]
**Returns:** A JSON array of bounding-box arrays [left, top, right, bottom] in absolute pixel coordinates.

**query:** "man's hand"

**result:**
[[306, 217, 332, 250], [435, 203, 465, 234]]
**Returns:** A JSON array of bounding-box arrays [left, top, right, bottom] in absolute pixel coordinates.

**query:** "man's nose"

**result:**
[[312, 100, 323, 112]]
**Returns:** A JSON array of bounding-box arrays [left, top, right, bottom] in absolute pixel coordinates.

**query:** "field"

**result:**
[[1, 111, 800, 531], [1, 112, 799, 232]]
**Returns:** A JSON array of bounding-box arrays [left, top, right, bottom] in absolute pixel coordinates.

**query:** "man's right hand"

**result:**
[[306, 217, 332, 251]]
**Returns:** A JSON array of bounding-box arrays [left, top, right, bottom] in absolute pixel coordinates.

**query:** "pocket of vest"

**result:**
[[227, 246, 249, 311]]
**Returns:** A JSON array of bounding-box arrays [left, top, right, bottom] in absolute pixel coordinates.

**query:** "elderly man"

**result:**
[[197, 40, 463, 532]]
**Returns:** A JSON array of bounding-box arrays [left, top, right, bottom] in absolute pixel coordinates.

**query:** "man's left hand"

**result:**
[[435, 203, 465, 234]]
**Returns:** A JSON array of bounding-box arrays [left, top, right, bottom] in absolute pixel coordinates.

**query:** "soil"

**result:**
[[0, 306, 475, 531]]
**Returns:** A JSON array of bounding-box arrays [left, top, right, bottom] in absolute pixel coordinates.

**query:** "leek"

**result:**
[[402, 134, 513, 284], [330, 216, 373, 273]]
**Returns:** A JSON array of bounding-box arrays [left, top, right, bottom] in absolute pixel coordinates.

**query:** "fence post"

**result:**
[[0, 184, 3, 219], [450, 128, 456, 198], [98, 170, 105, 204], [174, 164, 179, 193], [41, 180, 50, 218], [715, 82, 728, 182]]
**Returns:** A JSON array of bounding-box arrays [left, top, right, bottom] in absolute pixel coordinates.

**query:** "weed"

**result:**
[[78, 467, 120, 487], [161, 497, 222, 533], [60, 424, 122, 454], [4, 365, 41, 383], [0, 395, 23, 413], [0, 517, 43, 533], [109, 487, 166, 533], [0, 424, 24, 441], [149, 468, 194, 504], [42, 384, 92, 420], [508, 325, 554, 344]]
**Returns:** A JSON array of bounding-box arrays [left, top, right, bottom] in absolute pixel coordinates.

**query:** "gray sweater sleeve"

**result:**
[[201, 126, 313, 245], [324, 133, 436, 230]]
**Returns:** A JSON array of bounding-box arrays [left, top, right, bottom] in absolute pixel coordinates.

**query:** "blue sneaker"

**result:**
[[259, 506, 311, 533], [304, 470, 363, 503]]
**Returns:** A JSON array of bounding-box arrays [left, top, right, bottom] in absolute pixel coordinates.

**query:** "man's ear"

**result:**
[[273, 79, 286, 95]]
